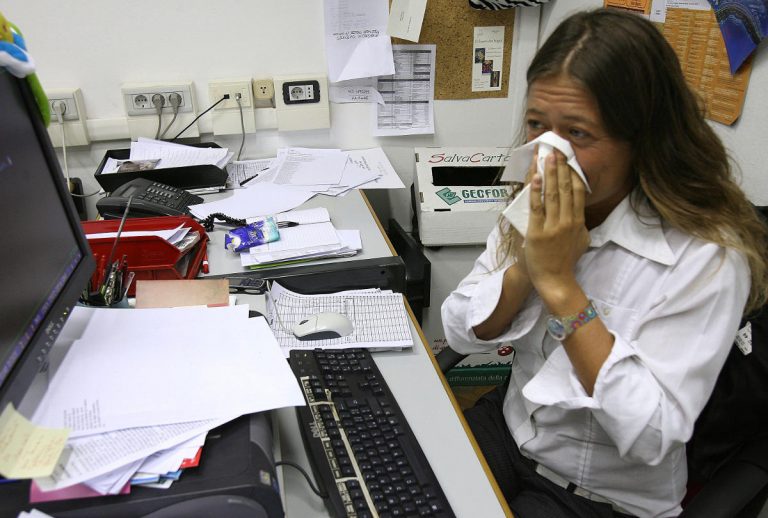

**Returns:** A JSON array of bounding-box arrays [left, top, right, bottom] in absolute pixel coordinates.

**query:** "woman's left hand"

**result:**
[[524, 150, 590, 303]]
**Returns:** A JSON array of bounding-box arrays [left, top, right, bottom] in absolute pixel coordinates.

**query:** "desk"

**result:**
[[223, 191, 510, 517], [4, 189, 509, 517], [276, 313, 510, 517]]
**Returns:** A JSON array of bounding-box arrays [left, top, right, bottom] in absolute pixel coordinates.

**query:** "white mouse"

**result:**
[[292, 312, 354, 341]]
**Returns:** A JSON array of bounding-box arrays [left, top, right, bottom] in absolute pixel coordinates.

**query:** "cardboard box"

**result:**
[[446, 349, 514, 387], [414, 147, 513, 246], [432, 338, 514, 387]]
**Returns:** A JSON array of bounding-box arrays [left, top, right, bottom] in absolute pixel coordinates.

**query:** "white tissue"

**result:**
[[501, 132, 589, 235]]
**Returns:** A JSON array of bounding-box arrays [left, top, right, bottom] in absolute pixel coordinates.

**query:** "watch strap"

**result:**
[[546, 301, 598, 341]]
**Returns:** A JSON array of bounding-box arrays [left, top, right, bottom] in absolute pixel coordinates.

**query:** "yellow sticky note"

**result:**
[[0, 403, 69, 479]]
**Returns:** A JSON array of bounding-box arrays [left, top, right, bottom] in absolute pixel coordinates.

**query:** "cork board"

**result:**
[[392, 0, 516, 100]]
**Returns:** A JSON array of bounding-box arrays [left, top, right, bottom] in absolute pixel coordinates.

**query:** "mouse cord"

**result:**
[[265, 282, 294, 335], [274, 460, 328, 499]]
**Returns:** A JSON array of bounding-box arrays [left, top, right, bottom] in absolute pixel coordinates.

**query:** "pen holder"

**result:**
[[78, 292, 130, 308]]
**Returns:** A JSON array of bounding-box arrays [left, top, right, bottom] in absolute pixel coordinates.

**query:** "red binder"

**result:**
[[82, 216, 208, 297]]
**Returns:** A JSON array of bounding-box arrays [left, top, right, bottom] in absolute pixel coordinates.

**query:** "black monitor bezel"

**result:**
[[0, 72, 95, 414]]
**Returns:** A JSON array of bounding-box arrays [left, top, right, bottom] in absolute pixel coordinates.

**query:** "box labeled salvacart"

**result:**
[[414, 147, 513, 246]]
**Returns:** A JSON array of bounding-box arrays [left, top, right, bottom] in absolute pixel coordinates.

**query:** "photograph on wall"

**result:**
[[472, 26, 504, 92]]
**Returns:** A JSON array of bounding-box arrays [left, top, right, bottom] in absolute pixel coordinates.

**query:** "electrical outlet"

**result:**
[[121, 83, 194, 116], [282, 80, 321, 105], [47, 88, 81, 121], [208, 80, 253, 110], [274, 74, 330, 131], [46, 88, 90, 146], [252, 78, 275, 108]]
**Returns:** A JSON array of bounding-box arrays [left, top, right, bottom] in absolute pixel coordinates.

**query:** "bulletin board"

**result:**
[[392, 0, 516, 100]]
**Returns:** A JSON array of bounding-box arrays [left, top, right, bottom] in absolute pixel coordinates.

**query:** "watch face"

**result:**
[[546, 317, 567, 341]]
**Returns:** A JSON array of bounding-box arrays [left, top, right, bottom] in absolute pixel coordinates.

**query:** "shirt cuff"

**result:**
[[467, 269, 542, 344]]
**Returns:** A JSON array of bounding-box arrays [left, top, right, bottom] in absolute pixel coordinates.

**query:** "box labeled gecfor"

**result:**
[[414, 147, 513, 246]]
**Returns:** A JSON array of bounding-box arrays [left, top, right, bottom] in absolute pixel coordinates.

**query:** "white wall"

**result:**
[[2, 0, 539, 225]]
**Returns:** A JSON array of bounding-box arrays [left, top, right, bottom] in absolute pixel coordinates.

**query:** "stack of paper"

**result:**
[[101, 138, 232, 174], [240, 208, 362, 268], [189, 147, 405, 221], [267, 283, 413, 357], [30, 305, 304, 496]]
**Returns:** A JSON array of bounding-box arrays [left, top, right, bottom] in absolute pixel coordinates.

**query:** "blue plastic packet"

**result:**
[[225, 216, 280, 252]]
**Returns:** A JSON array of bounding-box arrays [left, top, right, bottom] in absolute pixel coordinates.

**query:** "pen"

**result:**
[[278, 221, 300, 228], [202, 247, 210, 274], [103, 196, 133, 286], [239, 173, 259, 187]]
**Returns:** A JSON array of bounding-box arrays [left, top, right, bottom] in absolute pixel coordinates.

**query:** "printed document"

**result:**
[[324, 0, 395, 83], [188, 182, 315, 220], [345, 147, 406, 189], [32, 305, 304, 436], [387, 0, 428, 42], [271, 148, 347, 187], [374, 44, 436, 136]]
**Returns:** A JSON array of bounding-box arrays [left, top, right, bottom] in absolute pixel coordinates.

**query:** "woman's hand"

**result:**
[[525, 150, 590, 306]]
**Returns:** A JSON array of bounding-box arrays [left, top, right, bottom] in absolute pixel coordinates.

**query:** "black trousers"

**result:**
[[463, 385, 636, 518]]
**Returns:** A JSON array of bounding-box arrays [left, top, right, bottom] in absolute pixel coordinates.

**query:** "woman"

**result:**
[[441, 8, 768, 518]]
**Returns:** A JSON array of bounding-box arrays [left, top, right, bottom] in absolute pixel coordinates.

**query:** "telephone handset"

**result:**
[[96, 178, 204, 219]]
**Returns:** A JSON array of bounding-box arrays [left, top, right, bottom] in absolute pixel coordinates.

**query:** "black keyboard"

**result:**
[[289, 348, 455, 518]]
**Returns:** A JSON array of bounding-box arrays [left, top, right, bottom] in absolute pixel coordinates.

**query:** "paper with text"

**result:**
[[375, 44, 435, 136], [188, 183, 315, 220], [272, 148, 346, 187], [387, 0, 427, 42], [32, 306, 304, 436], [324, 0, 395, 82], [0, 403, 69, 479]]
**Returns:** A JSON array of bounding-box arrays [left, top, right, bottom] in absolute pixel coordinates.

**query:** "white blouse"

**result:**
[[441, 196, 749, 517]]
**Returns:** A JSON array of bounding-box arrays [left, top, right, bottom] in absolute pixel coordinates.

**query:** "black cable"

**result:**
[[198, 212, 246, 232], [274, 460, 328, 499], [171, 95, 229, 141]]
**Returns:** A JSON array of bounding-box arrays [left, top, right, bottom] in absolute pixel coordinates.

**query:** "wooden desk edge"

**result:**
[[360, 190, 397, 257], [404, 300, 514, 518]]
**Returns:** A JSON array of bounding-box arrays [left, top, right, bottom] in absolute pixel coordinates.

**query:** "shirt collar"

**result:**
[[588, 194, 676, 266]]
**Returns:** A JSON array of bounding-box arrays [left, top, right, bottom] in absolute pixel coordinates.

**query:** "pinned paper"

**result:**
[[501, 132, 588, 236], [329, 85, 385, 104], [0, 403, 69, 479], [387, 0, 428, 42]]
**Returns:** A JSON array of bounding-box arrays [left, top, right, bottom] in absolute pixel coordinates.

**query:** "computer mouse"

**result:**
[[292, 312, 354, 341]]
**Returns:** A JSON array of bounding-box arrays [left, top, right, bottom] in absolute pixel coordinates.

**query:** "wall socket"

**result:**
[[208, 80, 253, 110], [48, 88, 82, 121], [121, 82, 194, 116], [252, 78, 275, 108], [46, 88, 90, 146], [274, 74, 330, 131]]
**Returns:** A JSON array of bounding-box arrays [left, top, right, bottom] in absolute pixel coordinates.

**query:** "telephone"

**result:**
[[96, 178, 204, 219]]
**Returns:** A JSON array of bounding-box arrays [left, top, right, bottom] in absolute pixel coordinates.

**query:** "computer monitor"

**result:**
[[0, 69, 95, 417]]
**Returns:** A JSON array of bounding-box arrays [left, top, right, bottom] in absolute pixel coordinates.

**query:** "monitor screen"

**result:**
[[0, 70, 95, 415]]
